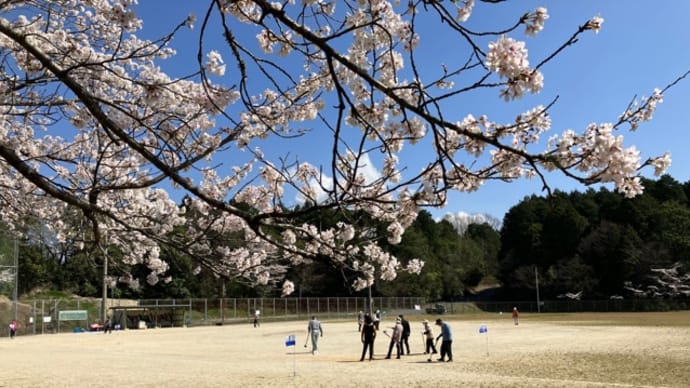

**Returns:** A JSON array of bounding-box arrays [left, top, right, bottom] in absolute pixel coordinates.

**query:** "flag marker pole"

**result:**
[[285, 334, 298, 377], [479, 324, 489, 356], [486, 331, 489, 356]]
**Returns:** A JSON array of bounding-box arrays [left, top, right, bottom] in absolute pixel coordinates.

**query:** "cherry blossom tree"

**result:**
[[0, 0, 684, 298]]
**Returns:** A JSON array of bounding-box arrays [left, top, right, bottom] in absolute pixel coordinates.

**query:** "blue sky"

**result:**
[[442, 1, 690, 219], [134, 1, 690, 221]]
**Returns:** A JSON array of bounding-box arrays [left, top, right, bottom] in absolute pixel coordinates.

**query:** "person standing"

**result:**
[[398, 314, 411, 355], [422, 320, 437, 357], [253, 310, 260, 328], [357, 311, 364, 332], [512, 307, 519, 326], [8, 319, 17, 339], [435, 318, 453, 362], [359, 313, 377, 361], [385, 317, 403, 359], [307, 316, 323, 355], [103, 317, 112, 334], [374, 310, 381, 330]]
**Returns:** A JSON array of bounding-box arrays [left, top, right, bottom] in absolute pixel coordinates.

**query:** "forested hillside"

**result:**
[[497, 175, 690, 300], [1, 175, 689, 302]]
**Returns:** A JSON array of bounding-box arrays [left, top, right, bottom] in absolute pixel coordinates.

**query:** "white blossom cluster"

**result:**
[[0, 1, 676, 294], [486, 35, 544, 101], [525, 7, 549, 36]]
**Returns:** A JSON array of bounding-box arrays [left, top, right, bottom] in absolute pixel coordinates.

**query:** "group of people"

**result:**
[[357, 311, 453, 362], [307, 311, 458, 362]]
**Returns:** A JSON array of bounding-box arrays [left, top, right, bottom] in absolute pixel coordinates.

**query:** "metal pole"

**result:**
[[13, 238, 18, 321], [32, 300, 36, 335], [535, 266, 541, 313], [100, 244, 108, 324], [221, 279, 226, 324]]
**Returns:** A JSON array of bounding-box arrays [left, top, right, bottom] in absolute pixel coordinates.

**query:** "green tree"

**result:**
[[465, 223, 501, 274]]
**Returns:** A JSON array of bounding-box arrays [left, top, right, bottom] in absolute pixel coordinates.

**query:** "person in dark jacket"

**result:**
[[103, 318, 112, 334], [359, 313, 377, 361]]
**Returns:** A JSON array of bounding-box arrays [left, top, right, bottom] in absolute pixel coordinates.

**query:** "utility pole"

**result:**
[[220, 278, 226, 324], [535, 266, 541, 313], [13, 238, 18, 321], [100, 243, 108, 324]]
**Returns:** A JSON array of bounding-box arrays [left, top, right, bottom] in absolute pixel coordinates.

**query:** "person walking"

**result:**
[[422, 319, 437, 358], [359, 313, 377, 361], [385, 317, 403, 359], [253, 310, 260, 328], [103, 317, 112, 334], [8, 319, 17, 339], [435, 318, 453, 362], [307, 316, 323, 355], [512, 307, 519, 326], [398, 314, 411, 355]]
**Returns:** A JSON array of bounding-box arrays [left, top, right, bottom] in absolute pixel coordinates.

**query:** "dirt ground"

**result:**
[[1, 312, 688, 388]]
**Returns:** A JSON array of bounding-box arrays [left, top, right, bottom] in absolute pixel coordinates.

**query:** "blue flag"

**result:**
[[479, 325, 488, 334], [285, 334, 296, 347]]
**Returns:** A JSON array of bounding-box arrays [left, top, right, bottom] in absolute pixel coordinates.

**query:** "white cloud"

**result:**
[[442, 211, 501, 234], [294, 153, 382, 206], [356, 153, 381, 184]]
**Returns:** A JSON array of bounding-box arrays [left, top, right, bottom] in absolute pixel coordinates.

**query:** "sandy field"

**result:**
[[1, 312, 688, 388]]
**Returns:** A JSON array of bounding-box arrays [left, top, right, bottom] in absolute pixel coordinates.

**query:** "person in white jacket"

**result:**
[[422, 320, 437, 358], [385, 317, 403, 359]]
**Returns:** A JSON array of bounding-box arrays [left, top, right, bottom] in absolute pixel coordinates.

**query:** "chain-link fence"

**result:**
[[2, 296, 687, 337], [442, 298, 690, 314], [0, 296, 426, 336]]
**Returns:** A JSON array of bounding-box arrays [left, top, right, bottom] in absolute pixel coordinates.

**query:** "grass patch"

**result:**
[[516, 311, 690, 327]]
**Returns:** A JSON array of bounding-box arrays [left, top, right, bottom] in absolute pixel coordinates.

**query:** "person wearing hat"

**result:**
[[422, 319, 437, 357], [398, 314, 411, 355], [435, 318, 453, 362], [385, 316, 403, 359]]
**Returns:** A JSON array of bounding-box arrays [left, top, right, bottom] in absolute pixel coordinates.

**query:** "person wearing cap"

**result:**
[[435, 318, 453, 362], [385, 317, 403, 359], [307, 315, 323, 355], [398, 314, 411, 355], [422, 319, 437, 357]]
